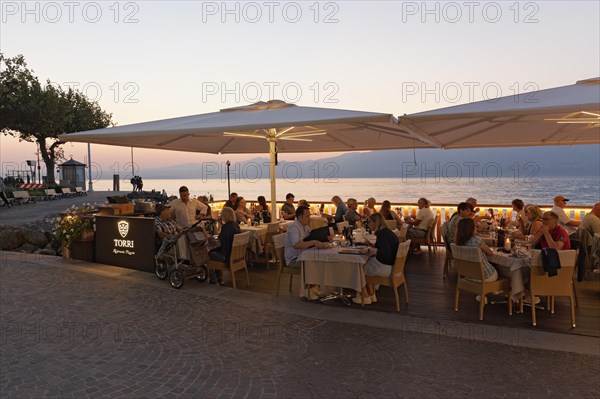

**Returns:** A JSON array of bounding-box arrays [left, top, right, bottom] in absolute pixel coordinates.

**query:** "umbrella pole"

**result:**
[[269, 138, 277, 220]]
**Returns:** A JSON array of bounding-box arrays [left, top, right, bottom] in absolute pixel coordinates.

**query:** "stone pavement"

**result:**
[[1, 252, 599, 398]]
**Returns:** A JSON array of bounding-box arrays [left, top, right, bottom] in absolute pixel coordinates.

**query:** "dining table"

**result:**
[[489, 248, 532, 301], [298, 246, 369, 299]]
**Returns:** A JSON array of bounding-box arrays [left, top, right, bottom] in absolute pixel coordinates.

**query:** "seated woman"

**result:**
[[379, 200, 403, 229], [255, 195, 271, 223], [513, 204, 543, 238], [363, 197, 377, 217], [233, 196, 252, 224], [446, 202, 474, 244], [208, 207, 241, 285], [455, 218, 498, 283], [352, 213, 399, 305]]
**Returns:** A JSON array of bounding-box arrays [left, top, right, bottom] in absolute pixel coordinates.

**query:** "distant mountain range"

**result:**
[[140, 145, 600, 179]]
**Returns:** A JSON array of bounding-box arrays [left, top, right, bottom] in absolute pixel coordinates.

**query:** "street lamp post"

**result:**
[[226, 160, 231, 198]]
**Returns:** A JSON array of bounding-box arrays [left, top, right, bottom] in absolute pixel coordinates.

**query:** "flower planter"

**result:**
[[62, 243, 72, 259]]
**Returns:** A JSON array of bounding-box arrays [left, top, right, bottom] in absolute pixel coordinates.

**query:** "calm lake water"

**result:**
[[90, 177, 599, 206]]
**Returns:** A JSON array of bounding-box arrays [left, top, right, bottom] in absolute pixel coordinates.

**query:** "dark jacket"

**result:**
[[218, 221, 241, 265], [375, 228, 399, 266]]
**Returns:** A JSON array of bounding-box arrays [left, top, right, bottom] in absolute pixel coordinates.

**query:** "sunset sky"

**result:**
[[1, 1, 599, 175]]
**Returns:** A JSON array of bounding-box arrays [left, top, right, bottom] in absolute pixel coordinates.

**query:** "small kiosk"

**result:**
[[58, 158, 86, 190]]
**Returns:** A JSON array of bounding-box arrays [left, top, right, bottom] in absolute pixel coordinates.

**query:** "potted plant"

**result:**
[[53, 204, 97, 257]]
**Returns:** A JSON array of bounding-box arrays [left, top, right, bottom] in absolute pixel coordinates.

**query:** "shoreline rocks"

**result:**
[[0, 218, 60, 255]]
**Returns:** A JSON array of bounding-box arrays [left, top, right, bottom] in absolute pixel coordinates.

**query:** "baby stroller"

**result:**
[[155, 221, 209, 289]]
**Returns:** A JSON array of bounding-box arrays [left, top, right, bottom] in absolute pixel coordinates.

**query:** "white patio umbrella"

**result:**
[[398, 78, 600, 149], [60, 100, 432, 214]]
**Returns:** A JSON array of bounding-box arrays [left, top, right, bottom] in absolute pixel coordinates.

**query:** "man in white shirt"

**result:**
[[551, 195, 580, 236], [169, 186, 208, 229], [581, 202, 600, 236], [285, 206, 329, 300], [406, 197, 434, 253]]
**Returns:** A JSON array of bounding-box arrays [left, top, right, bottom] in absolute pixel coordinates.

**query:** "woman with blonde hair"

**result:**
[[514, 204, 543, 238], [208, 207, 241, 285], [352, 212, 399, 305], [363, 197, 377, 217]]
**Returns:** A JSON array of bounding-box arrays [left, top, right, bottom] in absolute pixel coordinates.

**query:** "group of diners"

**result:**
[[445, 195, 600, 303], [222, 192, 273, 225]]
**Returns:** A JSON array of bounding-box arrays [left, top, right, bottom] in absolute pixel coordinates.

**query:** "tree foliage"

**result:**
[[0, 54, 113, 184]]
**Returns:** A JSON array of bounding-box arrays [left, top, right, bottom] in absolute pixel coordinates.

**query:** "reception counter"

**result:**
[[95, 215, 156, 272]]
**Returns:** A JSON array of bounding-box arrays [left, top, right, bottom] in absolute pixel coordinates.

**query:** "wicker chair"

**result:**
[[365, 240, 411, 311], [273, 233, 301, 296], [529, 249, 578, 328], [206, 231, 251, 289], [410, 214, 438, 254], [262, 222, 281, 270], [441, 221, 453, 277], [451, 243, 512, 320]]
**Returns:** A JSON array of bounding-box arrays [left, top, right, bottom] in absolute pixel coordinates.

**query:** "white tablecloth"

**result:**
[[490, 250, 531, 300], [298, 248, 367, 297]]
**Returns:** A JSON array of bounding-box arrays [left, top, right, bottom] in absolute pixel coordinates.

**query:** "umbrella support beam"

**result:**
[[269, 135, 277, 220]]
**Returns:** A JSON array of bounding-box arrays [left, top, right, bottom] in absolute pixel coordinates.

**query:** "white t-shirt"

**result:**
[[415, 207, 434, 231], [284, 219, 311, 264], [551, 205, 576, 235], [170, 198, 208, 229]]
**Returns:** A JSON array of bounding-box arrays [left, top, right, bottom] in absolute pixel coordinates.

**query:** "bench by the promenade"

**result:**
[[75, 187, 87, 196], [1, 196, 16, 207], [61, 187, 76, 198], [45, 189, 62, 200], [11, 191, 38, 204]]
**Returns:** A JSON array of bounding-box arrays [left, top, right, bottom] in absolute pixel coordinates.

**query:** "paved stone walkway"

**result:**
[[1, 253, 599, 398]]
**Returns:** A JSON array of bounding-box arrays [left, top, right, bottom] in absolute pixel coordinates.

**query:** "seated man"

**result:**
[[406, 197, 434, 253], [322, 195, 348, 228], [224, 192, 238, 209], [510, 199, 526, 226], [280, 193, 296, 220], [551, 195, 580, 236], [284, 206, 330, 299], [581, 202, 600, 236], [446, 202, 474, 244], [344, 198, 363, 226], [154, 204, 180, 251], [532, 211, 571, 250]]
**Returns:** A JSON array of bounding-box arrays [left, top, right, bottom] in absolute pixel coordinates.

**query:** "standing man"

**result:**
[[169, 186, 208, 229], [280, 193, 296, 220], [0, 177, 11, 208], [551, 195, 580, 236]]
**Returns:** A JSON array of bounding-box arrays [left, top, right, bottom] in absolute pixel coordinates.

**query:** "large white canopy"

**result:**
[[60, 101, 431, 213], [61, 101, 431, 153], [398, 78, 600, 149]]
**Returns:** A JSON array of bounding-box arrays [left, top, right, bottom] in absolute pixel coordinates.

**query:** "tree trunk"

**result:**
[[37, 138, 55, 185]]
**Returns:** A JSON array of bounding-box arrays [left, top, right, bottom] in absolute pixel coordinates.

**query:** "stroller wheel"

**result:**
[[169, 269, 184, 289], [195, 265, 208, 283], [155, 258, 168, 280]]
